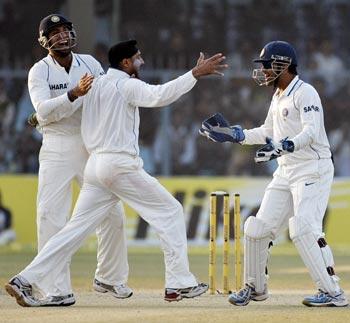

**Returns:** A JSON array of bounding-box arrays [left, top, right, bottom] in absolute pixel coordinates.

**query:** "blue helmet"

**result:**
[[254, 40, 298, 67], [252, 41, 297, 86]]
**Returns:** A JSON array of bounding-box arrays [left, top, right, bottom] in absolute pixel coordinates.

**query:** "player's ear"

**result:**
[[121, 58, 131, 69]]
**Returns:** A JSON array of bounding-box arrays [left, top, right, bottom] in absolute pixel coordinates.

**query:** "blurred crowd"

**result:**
[[0, 0, 349, 176]]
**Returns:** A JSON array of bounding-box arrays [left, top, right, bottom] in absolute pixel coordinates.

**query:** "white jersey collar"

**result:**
[[276, 75, 300, 98], [46, 52, 80, 68], [106, 68, 131, 79]]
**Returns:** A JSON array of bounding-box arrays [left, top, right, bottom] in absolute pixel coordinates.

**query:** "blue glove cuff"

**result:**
[[282, 139, 294, 152], [232, 125, 245, 143]]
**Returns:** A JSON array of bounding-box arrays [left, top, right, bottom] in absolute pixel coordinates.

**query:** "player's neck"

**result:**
[[49, 51, 73, 70], [277, 74, 295, 91]]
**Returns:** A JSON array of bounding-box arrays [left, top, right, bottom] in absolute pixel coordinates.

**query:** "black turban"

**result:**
[[108, 40, 138, 68]]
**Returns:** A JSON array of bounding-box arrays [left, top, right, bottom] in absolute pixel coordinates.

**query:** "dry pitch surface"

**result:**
[[1, 246, 349, 322], [1, 289, 350, 323]]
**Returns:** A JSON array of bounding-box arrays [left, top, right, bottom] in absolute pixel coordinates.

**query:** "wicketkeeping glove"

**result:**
[[199, 112, 245, 143], [254, 137, 294, 163]]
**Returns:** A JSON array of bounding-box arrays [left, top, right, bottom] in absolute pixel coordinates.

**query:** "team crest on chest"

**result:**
[[282, 108, 289, 118]]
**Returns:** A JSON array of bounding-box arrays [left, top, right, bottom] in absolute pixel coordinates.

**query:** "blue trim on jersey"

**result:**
[[132, 107, 138, 155], [49, 55, 57, 65], [309, 144, 321, 159], [292, 81, 304, 111], [76, 54, 93, 74], [42, 60, 50, 82], [75, 55, 81, 66], [287, 79, 300, 96]]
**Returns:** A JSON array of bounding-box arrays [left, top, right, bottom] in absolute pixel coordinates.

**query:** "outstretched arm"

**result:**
[[119, 53, 228, 108], [199, 113, 245, 143], [242, 104, 273, 145]]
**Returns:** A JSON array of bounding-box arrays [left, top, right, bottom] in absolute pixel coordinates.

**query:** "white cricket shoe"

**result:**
[[40, 293, 76, 306], [93, 278, 133, 299], [302, 290, 349, 307], [228, 284, 268, 306], [164, 282, 209, 302], [5, 275, 41, 307]]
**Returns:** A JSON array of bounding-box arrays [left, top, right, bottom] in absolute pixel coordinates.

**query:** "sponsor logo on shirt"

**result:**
[[49, 83, 68, 90], [305, 182, 316, 186], [303, 105, 319, 113]]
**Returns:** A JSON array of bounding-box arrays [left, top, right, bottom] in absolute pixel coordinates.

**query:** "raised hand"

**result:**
[[75, 73, 94, 96], [68, 73, 94, 101], [192, 52, 228, 79]]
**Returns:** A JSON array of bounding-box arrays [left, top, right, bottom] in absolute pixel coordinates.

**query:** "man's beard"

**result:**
[[265, 76, 279, 87], [130, 67, 140, 79], [52, 48, 72, 58], [132, 60, 142, 79]]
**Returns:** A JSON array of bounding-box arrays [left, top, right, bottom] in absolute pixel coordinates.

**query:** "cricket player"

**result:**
[[5, 40, 227, 306], [23, 14, 131, 306], [200, 41, 348, 307]]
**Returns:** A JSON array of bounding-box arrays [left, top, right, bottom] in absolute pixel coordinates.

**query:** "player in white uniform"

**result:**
[[22, 14, 131, 306], [200, 41, 348, 307], [5, 40, 227, 306]]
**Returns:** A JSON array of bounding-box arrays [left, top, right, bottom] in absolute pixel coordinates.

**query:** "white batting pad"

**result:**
[[289, 216, 340, 296], [244, 216, 273, 293]]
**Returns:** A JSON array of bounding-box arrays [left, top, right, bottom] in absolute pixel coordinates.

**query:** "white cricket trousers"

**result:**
[[256, 158, 334, 236], [244, 158, 340, 294], [21, 152, 197, 289], [36, 135, 128, 296]]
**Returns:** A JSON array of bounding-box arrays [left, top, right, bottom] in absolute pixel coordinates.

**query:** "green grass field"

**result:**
[[1, 244, 349, 322]]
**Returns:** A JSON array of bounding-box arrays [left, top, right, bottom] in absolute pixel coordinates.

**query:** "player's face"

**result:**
[[47, 25, 76, 55], [262, 65, 276, 86], [252, 62, 275, 86], [252, 60, 289, 87], [130, 51, 144, 78]]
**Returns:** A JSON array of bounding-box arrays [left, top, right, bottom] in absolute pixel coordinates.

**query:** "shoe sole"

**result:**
[[93, 285, 133, 299], [41, 299, 76, 307], [181, 289, 207, 298], [5, 284, 31, 307], [181, 286, 209, 299], [164, 295, 183, 302], [252, 294, 269, 302], [165, 285, 209, 302], [228, 297, 250, 306], [302, 300, 349, 307], [228, 296, 269, 306]]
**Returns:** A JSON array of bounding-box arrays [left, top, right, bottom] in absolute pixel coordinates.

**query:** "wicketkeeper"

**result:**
[[200, 41, 348, 307]]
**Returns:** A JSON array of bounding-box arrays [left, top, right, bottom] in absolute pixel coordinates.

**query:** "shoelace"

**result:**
[[116, 284, 128, 292], [16, 278, 33, 296], [237, 286, 251, 297], [314, 290, 328, 298]]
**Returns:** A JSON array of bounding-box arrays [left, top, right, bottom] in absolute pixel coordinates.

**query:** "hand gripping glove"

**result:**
[[254, 137, 294, 163], [199, 112, 245, 143]]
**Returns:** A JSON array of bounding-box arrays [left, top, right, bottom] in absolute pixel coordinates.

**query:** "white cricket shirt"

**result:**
[[82, 68, 197, 155], [28, 53, 104, 136], [243, 76, 331, 165]]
